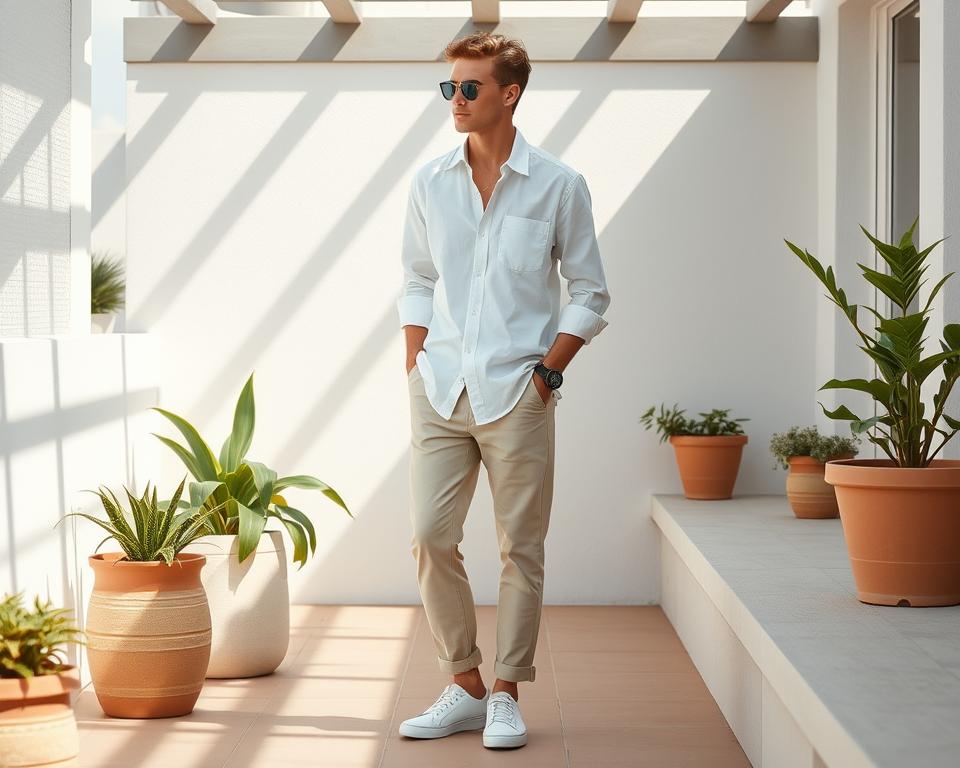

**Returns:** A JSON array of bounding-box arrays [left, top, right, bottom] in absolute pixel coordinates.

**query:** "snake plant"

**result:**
[[150, 371, 351, 569], [0, 592, 84, 678]]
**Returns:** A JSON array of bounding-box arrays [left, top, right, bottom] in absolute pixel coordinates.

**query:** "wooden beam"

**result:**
[[471, 0, 499, 24], [158, 0, 217, 24], [321, 0, 361, 24], [745, 0, 793, 23], [606, 0, 643, 24]]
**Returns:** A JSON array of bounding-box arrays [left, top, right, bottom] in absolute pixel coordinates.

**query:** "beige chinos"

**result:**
[[407, 363, 557, 683]]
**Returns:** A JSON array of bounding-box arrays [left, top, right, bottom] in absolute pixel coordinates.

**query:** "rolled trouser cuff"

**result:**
[[494, 659, 536, 682], [437, 645, 483, 675]]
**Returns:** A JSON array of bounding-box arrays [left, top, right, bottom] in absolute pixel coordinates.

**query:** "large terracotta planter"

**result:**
[[785, 454, 855, 519], [824, 458, 960, 606], [182, 531, 290, 678], [85, 553, 211, 718], [669, 434, 748, 500], [0, 666, 80, 767]]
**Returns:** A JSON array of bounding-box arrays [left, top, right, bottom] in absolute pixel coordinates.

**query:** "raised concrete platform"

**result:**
[[652, 494, 960, 768]]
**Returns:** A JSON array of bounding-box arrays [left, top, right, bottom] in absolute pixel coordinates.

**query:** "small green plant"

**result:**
[[151, 371, 351, 569], [0, 593, 84, 678], [769, 426, 860, 471], [639, 403, 749, 443], [786, 217, 960, 467], [91, 250, 125, 314], [55, 477, 221, 564]]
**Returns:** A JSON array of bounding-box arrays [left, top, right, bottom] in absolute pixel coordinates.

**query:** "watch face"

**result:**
[[546, 370, 563, 389]]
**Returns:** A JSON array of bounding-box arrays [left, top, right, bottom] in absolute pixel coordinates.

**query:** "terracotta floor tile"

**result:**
[[550, 649, 695, 674], [555, 671, 713, 701]]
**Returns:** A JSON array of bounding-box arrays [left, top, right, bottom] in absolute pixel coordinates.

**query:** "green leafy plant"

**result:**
[[91, 250, 125, 314], [151, 371, 351, 569], [0, 593, 84, 678], [786, 217, 960, 467], [769, 425, 860, 471], [55, 477, 221, 564], [639, 403, 749, 443]]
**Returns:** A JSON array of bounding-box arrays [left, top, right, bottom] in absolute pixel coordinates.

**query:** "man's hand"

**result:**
[[532, 371, 550, 405]]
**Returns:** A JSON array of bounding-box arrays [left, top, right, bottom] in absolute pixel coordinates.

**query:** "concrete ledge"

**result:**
[[651, 494, 960, 768]]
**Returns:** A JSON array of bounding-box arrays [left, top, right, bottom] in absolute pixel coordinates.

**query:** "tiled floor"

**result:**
[[74, 605, 749, 767]]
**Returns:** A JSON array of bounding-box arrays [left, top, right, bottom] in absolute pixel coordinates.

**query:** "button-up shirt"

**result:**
[[396, 126, 611, 426]]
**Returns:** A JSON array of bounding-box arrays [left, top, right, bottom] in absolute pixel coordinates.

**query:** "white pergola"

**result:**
[[143, 0, 797, 26]]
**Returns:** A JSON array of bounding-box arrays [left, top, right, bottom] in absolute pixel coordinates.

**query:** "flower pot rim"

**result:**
[[669, 434, 748, 445], [0, 664, 80, 700], [825, 457, 960, 489], [89, 552, 206, 567]]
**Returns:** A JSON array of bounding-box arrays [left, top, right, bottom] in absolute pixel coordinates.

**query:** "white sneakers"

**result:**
[[398, 682, 489, 738], [483, 691, 528, 748], [398, 683, 528, 748]]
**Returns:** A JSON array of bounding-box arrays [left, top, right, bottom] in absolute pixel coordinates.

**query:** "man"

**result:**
[[396, 31, 610, 749]]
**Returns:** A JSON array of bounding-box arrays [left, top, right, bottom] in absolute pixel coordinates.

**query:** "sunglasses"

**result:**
[[439, 79, 503, 101]]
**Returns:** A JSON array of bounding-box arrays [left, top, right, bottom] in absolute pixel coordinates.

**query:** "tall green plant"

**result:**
[[0, 593, 84, 678], [151, 372, 351, 568], [785, 217, 960, 467], [91, 250, 125, 314], [55, 477, 220, 564]]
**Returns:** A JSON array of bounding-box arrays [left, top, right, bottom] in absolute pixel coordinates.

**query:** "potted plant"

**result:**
[[640, 404, 749, 499], [786, 216, 960, 606], [0, 593, 83, 767], [56, 478, 220, 717], [770, 426, 860, 518], [150, 371, 352, 678], [90, 250, 124, 333]]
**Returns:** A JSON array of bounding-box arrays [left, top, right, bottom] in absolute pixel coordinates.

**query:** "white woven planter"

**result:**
[[183, 530, 290, 678]]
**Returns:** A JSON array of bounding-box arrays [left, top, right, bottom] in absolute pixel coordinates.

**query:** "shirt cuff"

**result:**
[[397, 295, 433, 329], [558, 303, 609, 345]]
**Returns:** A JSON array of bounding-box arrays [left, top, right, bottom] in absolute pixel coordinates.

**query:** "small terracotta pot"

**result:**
[[85, 553, 211, 718], [0, 665, 80, 767], [669, 434, 748, 500], [785, 454, 855, 518], [824, 458, 960, 606]]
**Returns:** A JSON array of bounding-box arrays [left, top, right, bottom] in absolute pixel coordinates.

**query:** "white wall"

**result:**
[[124, 60, 818, 605]]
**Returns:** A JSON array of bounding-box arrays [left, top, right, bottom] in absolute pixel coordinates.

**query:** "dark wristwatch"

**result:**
[[534, 362, 563, 390]]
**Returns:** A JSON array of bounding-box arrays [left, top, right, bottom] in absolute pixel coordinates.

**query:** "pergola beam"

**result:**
[[471, 0, 499, 24], [321, 0, 362, 23], [745, 0, 792, 23], [606, 0, 643, 24], [158, 0, 217, 24]]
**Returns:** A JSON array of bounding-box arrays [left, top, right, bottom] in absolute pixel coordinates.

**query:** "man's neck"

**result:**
[[466, 123, 516, 173]]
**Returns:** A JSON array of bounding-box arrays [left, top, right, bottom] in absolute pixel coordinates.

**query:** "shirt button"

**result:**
[[479, 231, 486, 238]]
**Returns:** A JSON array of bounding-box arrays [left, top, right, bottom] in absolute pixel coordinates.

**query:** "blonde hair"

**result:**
[[443, 33, 532, 114]]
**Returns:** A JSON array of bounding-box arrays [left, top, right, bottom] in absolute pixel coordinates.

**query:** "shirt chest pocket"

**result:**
[[498, 215, 552, 272]]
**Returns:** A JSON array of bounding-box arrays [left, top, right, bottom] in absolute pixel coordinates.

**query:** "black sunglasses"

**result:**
[[439, 79, 503, 101]]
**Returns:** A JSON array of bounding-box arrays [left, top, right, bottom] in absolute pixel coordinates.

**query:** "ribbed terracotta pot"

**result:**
[[824, 458, 960, 606], [85, 553, 211, 718], [0, 666, 80, 767], [669, 434, 748, 500], [785, 454, 855, 519], [182, 531, 290, 678]]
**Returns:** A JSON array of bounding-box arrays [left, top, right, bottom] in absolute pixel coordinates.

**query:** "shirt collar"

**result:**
[[441, 127, 530, 177]]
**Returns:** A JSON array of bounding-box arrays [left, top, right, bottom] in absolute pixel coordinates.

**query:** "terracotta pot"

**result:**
[[182, 531, 290, 678], [0, 666, 80, 767], [85, 553, 211, 718], [669, 434, 748, 500], [785, 454, 855, 518], [824, 458, 960, 606]]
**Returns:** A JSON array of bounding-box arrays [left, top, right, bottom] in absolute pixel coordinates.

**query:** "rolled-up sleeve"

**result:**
[[555, 174, 611, 344], [397, 171, 438, 329]]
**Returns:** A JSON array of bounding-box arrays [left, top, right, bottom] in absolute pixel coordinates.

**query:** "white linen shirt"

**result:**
[[396, 127, 611, 426]]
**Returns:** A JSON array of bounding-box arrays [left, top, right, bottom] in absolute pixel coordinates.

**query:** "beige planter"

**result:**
[[182, 530, 290, 678], [785, 455, 854, 518], [0, 666, 80, 767], [90, 313, 116, 334], [86, 553, 211, 718]]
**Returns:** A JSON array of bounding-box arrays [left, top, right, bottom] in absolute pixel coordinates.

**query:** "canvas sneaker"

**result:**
[[398, 682, 489, 739], [482, 691, 528, 748]]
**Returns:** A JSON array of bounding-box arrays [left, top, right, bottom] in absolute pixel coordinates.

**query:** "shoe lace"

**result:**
[[489, 695, 517, 725], [424, 684, 463, 715]]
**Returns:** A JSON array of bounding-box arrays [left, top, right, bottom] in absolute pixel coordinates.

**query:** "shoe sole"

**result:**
[[398, 714, 487, 739], [483, 732, 528, 748]]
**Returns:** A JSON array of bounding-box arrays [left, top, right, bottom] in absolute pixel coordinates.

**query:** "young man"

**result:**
[[396, 32, 610, 749]]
